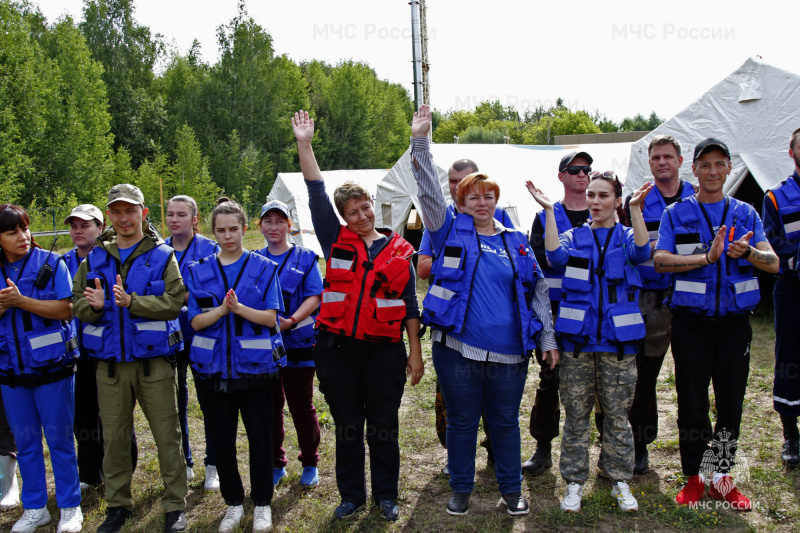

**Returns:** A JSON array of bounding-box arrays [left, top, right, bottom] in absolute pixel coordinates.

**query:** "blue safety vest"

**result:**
[[666, 196, 761, 315], [536, 202, 581, 302], [638, 180, 695, 289], [187, 252, 286, 380], [768, 174, 800, 274], [255, 245, 319, 350], [555, 224, 646, 352], [62, 248, 87, 358], [81, 243, 184, 361], [422, 213, 544, 351], [166, 234, 219, 347], [0, 248, 78, 381]]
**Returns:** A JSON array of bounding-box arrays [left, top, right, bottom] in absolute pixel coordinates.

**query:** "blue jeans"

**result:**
[[432, 341, 527, 494]]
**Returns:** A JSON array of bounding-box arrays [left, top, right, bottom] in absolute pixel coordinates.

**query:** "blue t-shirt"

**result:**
[[4, 252, 72, 300], [118, 243, 136, 266]]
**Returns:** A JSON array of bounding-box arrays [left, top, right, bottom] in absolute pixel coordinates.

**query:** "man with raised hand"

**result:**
[[655, 139, 778, 511], [522, 151, 591, 476], [72, 184, 187, 533]]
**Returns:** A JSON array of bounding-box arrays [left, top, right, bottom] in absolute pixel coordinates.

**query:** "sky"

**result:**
[[30, 0, 796, 124]]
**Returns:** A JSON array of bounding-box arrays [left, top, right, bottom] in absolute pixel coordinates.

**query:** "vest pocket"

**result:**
[[563, 251, 592, 292], [26, 327, 66, 368], [327, 245, 357, 282], [672, 277, 708, 308], [728, 277, 760, 311], [435, 246, 465, 282], [608, 306, 646, 342], [234, 336, 273, 374], [190, 335, 222, 374], [422, 284, 457, 315], [280, 267, 304, 295], [0, 336, 10, 371], [372, 299, 407, 338], [145, 280, 165, 296], [555, 302, 592, 336], [319, 291, 349, 325], [82, 323, 111, 356], [131, 321, 169, 358]]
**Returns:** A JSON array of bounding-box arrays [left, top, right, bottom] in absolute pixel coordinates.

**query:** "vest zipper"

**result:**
[[351, 235, 392, 338]]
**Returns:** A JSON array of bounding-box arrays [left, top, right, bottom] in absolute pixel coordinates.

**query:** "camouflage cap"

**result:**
[[107, 184, 144, 206], [63, 204, 104, 225]]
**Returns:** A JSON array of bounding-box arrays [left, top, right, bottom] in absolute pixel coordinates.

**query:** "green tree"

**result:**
[[171, 124, 220, 205]]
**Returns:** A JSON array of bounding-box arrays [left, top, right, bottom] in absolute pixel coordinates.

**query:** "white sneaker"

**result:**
[[611, 481, 638, 512], [218, 505, 243, 533], [186, 467, 195, 482], [57, 506, 83, 533], [204, 466, 220, 491], [0, 455, 20, 510], [12, 508, 51, 533], [252, 505, 272, 532], [560, 482, 584, 512]]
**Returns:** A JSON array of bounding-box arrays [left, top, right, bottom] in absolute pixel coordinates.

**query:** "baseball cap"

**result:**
[[693, 138, 731, 161], [559, 151, 594, 172], [107, 184, 144, 206], [63, 204, 104, 225], [259, 200, 290, 219]]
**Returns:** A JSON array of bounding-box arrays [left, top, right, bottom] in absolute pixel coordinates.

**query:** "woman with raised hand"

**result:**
[[255, 200, 323, 489], [292, 110, 424, 523], [409, 105, 558, 518], [528, 173, 652, 514], [0, 204, 83, 533], [187, 198, 285, 533], [165, 195, 220, 491]]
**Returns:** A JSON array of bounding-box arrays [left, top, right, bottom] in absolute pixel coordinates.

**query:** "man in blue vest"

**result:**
[[655, 139, 778, 511], [763, 127, 800, 467], [619, 135, 696, 475], [522, 151, 591, 476], [72, 184, 188, 533]]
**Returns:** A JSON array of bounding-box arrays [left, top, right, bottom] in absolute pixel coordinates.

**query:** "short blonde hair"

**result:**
[[456, 173, 500, 207], [333, 181, 372, 217]]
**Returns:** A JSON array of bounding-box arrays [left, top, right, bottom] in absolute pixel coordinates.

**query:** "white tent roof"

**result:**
[[624, 57, 800, 197], [267, 169, 388, 257], [377, 142, 633, 236]]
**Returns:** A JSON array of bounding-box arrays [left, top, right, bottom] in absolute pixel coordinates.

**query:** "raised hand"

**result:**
[[411, 104, 432, 138], [629, 182, 654, 209], [113, 274, 132, 308], [291, 110, 315, 143], [525, 180, 554, 209], [727, 230, 754, 259], [225, 288, 241, 314], [707, 225, 727, 263], [84, 278, 105, 310]]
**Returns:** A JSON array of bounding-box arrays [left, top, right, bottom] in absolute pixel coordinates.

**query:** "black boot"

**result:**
[[521, 441, 552, 476], [782, 439, 800, 468], [633, 443, 649, 475]]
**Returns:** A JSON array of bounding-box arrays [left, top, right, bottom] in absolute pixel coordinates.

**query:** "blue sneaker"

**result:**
[[300, 466, 319, 487], [273, 467, 286, 486]]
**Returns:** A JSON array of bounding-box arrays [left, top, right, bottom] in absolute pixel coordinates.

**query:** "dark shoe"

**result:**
[[446, 492, 470, 516], [97, 507, 132, 533], [501, 491, 530, 516], [333, 501, 365, 520], [782, 439, 800, 467], [521, 444, 553, 477], [634, 444, 650, 475], [164, 510, 187, 532], [379, 500, 399, 522]]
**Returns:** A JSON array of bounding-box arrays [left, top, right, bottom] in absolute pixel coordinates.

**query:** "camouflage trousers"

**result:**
[[559, 351, 636, 483]]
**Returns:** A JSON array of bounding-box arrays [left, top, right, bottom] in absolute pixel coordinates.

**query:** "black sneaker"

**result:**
[[521, 444, 553, 477], [379, 500, 399, 522], [333, 501, 365, 520], [501, 492, 530, 516], [634, 444, 650, 475], [446, 492, 470, 516], [97, 507, 132, 533], [782, 439, 800, 467], [164, 510, 187, 532]]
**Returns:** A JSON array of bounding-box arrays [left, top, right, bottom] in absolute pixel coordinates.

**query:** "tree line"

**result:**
[[0, 0, 664, 215]]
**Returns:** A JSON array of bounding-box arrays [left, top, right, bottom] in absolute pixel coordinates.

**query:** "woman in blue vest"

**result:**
[[165, 195, 220, 491], [529, 173, 652, 514], [410, 106, 558, 517], [255, 200, 323, 489], [0, 204, 83, 533], [186, 198, 285, 533]]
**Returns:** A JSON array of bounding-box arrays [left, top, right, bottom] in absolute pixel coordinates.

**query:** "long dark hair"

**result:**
[[0, 204, 40, 264]]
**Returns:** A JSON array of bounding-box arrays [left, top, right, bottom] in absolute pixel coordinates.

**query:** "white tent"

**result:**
[[624, 57, 800, 197], [266, 169, 388, 256], [377, 142, 633, 237]]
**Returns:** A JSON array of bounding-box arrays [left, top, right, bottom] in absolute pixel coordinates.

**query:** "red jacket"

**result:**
[[317, 227, 413, 342]]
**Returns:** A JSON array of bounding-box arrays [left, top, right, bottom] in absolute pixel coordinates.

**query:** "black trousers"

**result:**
[[204, 385, 273, 506], [313, 331, 407, 504], [628, 351, 666, 446], [0, 387, 16, 456], [773, 277, 800, 417], [672, 312, 750, 476], [529, 301, 561, 443]]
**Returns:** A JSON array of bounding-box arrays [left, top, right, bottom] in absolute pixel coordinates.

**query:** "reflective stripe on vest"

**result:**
[[323, 291, 346, 303], [240, 338, 272, 350], [674, 280, 706, 294], [29, 332, 63, 350]]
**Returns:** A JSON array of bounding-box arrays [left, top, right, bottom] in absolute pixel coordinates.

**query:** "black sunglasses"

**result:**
[[565, 166, 592, 175]]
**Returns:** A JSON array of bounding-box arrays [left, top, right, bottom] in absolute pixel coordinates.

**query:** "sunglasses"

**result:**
[[589, 170, 618, 180], [564, 166, 592, 175]]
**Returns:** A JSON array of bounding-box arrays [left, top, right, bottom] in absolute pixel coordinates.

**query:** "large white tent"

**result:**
[[376, 142, 633, 237], [624, 57, 800, 197], [266, 169, 388, 256]]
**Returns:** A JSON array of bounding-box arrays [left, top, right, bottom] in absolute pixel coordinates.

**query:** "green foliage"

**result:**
[[459, 125, 506, 144]]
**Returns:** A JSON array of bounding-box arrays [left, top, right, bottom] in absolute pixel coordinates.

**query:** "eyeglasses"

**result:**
[[564, 166, 592, 175], [589, 170, 618, 180]]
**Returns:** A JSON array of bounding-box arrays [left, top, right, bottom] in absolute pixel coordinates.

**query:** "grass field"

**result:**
[[2, 255, 798, 532]]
